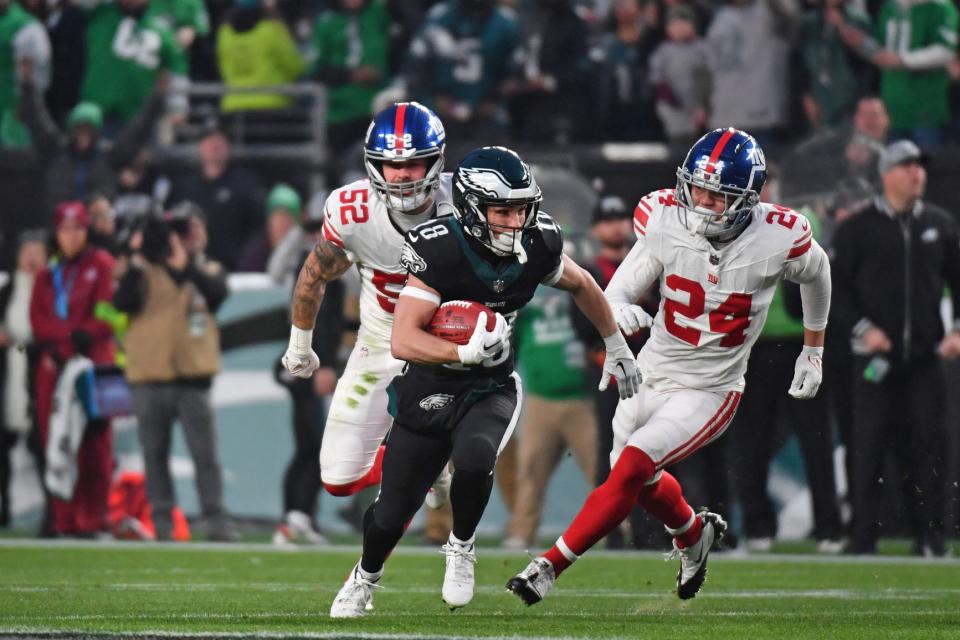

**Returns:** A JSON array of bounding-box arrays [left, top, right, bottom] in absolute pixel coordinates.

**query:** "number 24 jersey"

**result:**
[[607, 189, 829, 392]]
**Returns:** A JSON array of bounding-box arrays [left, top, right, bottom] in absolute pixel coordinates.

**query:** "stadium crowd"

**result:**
[[1, 0, 960, 558]]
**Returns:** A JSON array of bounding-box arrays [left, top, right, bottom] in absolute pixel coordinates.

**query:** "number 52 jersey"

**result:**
[[321, 174, 454, 346], [606, 189, 830, 393]]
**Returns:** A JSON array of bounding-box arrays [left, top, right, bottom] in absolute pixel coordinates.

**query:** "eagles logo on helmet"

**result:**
[[675, 127, 767, 242], [452, 147, 542, 264]]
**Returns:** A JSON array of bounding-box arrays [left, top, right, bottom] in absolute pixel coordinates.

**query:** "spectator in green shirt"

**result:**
[[76, 0, 189, 128], [828, 0, 958, 150], [503, 285, 597, 550], [147, 0, 209, 53], [308, 0, 389, 184], [0, 0, 49, 149]]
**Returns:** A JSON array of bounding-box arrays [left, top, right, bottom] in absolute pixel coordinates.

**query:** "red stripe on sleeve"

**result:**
[[323, 219, 345, 247], [787, 240, 811, 259], [634, 204, 649, 228]]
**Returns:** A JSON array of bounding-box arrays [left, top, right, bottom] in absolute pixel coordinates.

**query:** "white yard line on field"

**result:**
[[1, 583, 958, 600], [0, 538, 957, 567]]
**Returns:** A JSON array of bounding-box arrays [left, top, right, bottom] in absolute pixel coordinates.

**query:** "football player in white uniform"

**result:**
[[282, 102, 454, 503], [508, 127, 832, 604]]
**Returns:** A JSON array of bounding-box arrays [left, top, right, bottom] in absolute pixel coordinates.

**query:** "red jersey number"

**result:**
[[765, 205, 797, 230], [663, 275, 753, 347], [372, 270, 407, 313], [339, 189, 369, 225]]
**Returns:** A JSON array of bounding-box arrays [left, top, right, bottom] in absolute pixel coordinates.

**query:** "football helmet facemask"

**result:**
[[453, 146, 542, 264], [364, 101, 446, 214], [676, 127, 766, 242]]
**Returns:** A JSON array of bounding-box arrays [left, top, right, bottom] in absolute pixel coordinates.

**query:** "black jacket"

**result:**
[[831, 197, 960, 365]]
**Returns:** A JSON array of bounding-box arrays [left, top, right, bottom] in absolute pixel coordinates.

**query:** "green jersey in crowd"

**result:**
[[147, 0, 210, 38], [514, 287, 588, 400], [875, 0, 958, 129], [309, 0, 389, 125], [0, 1, 49, 148], [79, 1, 187, 123]]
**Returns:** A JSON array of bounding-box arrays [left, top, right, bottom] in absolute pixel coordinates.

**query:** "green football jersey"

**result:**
[[875, 0, 958, 128], [515, 287, 588, 400], [80, 3, 187, 122], [0, 2, 35, 147], [147, 0, 210, 36], [310, 0, 389, 125]]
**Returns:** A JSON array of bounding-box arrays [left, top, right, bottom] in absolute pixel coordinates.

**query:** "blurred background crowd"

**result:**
[[1, 0, 960, 557]]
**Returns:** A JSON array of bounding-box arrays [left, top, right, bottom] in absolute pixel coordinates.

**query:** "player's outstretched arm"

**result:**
[[282, 239, 352, 378], [551, 255, 640, 399]]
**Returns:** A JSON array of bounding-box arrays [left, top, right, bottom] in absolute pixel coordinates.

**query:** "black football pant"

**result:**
[[848, 357, 946, 551], [729, 339, 842, 541], [360, 387, 518, 574], [282, 378, 324, 517]]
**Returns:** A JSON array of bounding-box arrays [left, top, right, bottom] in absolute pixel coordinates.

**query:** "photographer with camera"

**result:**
[[113, 207, 237, 541]]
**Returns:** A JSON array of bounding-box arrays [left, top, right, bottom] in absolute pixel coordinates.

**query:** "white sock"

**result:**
[[449, 532, 476, 547], [356, 562, 382, 583]]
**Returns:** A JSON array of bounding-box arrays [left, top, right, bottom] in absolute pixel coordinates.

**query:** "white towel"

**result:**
[[45, 355, 94, 500]]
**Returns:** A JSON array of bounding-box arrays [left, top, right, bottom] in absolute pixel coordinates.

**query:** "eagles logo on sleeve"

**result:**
[[400, 242, 427, 274]]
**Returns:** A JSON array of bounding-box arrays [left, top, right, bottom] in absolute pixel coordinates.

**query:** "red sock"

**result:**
[[636, 471, 700, 548], [543, 447, 655, 576], [323, 445, 386, 497]]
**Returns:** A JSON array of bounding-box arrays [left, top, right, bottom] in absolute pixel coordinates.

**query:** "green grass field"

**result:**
[[1, 541, 958, 639]]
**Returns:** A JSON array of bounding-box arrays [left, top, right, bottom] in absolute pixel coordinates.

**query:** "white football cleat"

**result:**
[[668, 510, 727, 600], [440, 536, 476, 609], [505, 557, 555, 606], [330, 564, 379, 618], [273, 511, 328, 547], [425, 464, 452, 510]]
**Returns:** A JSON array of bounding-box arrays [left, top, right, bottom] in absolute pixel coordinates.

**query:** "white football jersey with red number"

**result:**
[[321, 174, 454, 345], [606, 188, 827, 392]]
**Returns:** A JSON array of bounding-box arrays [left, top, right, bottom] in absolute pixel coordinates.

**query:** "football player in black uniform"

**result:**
[[329, 146, 640, 617]]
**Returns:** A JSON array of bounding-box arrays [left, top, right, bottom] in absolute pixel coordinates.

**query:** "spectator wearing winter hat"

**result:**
[[236, 183, 302, 273], [29, 201, 116, 537], [17, 61, 168, 223]]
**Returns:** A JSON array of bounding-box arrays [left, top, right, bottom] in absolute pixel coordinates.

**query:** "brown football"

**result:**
[[427, 300, 497, 345]]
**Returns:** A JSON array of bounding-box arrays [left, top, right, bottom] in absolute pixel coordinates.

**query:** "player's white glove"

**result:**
[[598, 331, 641, 399], [282, 326, 321, 379], [788, 345, 823, 399], [457, 312, 508, 365], [614, 304, 654, 336]]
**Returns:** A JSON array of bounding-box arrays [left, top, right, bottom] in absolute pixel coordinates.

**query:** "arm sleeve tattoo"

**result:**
[[290, 239, 352, 330]]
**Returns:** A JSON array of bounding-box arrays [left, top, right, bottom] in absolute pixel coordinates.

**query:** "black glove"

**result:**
[[70, 328, 94, 357]]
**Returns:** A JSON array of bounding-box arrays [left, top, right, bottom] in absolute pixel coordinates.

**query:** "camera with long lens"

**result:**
[[140, 209, 192, 264]]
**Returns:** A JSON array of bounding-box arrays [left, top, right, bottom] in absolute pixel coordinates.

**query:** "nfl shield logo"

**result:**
[[493, 279, 505, 293]]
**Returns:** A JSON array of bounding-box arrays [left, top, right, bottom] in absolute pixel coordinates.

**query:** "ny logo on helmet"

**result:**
[[385, 133, 413, 149]]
